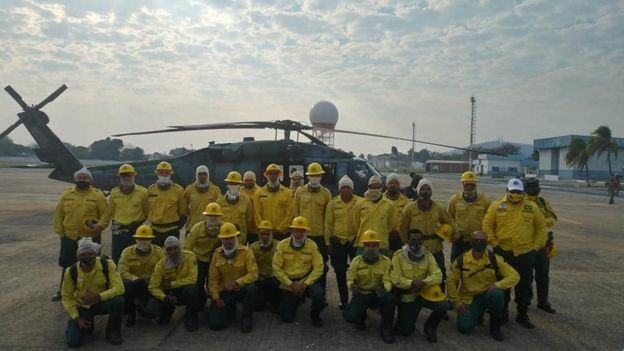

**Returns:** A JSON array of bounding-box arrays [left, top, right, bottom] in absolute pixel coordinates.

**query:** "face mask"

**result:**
[[196, 182, 209, 190], [75, 181, 90, 190], [471, 239, 488, 253], [136, 240, 151, 252], [365, 188, 382, 201], [291, 235, 306, 248], [308, 177, 321, 188], [267, 180, 279, 188], [507, 193, 524, 203], [260, 238, 273, 248], [165, 254, 182, 269], [463, 189, 477, 199], [408, 241, 422, 253], [157, 175, 171, 186], [291, 179, 303, 188], [362, 247, 380, 263], [227, 185, 241, 196], [79, 256, 95, 266], [223, 241, 238, 258], [404, 243, 424, 261], [418, 193, 431, 201], [205, 217, 220, 229], [120, 177, 134, 187]]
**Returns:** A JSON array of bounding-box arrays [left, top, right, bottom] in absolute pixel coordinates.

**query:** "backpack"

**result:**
[[70, 257, 110, 290], [456, 250, 501, 282]]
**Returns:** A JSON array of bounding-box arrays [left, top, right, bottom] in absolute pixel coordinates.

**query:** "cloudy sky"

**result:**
[[1, 0, 623, 156]]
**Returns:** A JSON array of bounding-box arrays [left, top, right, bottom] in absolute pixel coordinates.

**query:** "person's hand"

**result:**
[[92, 224, 103, 236], [224, 281, 238, 292], [458, 304, 470, 316], [411, 280, 425, 293], [389, 230, 400, 239], [164, 294, 177, 305], [214, 299, 225, 308], [76, 318, 93, 329], [351, 282, 361, 295], [82, 291, 101, 304], [161, 279, 171, 291], [487, 283, 498, 292]]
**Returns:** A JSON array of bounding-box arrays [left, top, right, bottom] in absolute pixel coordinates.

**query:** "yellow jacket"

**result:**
[[347, 255, 392, 293], [108, 185, 149, 225], [447, 192, 491, 241], [184, 181, 221, 230], [483, 196, 548, 256], [250, 239, 279, 279], [400, 201, 456, 253], [216, 195, 253, 244], [526, 195, 558, 228], [208, 246, 258, 299], [117, 244, 164, 282], [324, 195, 361, 244], [352, 197, 397, 249], [253, 185, 293, 234], [384, 192, 410, 233], [149, 251, 198, 301], [147, 183, 187, 231], [391, 249, 442, 303], [53, 186, 109, 240], [240, 184, 260, 201], [447, 250, 520, 308], [183, 221, 221, 262], [61, 259, 124, 319], [272, 238, 324, 289], [293, 185, 332, 238]]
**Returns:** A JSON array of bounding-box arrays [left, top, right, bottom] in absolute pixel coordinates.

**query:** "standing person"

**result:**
[[249, 220, 281, 311], [483, 178, 547, 328], [524, 178, 558, 313], [606, 175, 620, 204], [217, 171, 253, 245], [384, 173, 410, 251], [447, 171, 491, 262], [184, 165, 221, 231], [52, 167, 108, 301], [240, 170, 261, 244], [253, 164, 293, 240], [147, 162, 188, 247], [108, 163, 148, 263], [289, 170, 304, 196]]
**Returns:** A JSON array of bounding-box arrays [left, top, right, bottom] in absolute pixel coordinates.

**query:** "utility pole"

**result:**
[[469, 96, 477, 169], [412, 122, 415, 168]]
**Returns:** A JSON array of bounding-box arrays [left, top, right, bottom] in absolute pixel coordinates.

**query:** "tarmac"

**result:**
[[0, 168, 622, 350]]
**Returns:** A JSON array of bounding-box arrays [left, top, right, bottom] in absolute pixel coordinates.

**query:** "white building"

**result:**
[[473, 154, 538, 177]]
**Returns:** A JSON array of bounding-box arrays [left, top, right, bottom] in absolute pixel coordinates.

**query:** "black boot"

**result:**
[[380, 305, 395, 344], [311, 310, 323, 328], [515, 306, 535, 329], [336, 272, 348, 310], [241, 318, 253, 333], [489, 314, 504, 341], [106, 310, 124, 345], [124, 312, 136, 327], [423, 311, 443, 343], [185, 312, 199, 332]]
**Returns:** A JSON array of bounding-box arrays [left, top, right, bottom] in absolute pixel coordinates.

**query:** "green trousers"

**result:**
[[278, 281, 326, 323], [207, 284, 257, 330], [395, 296, 451, 336], [457, 289, 505, 334], [65, 296, 124, 348], [343, 291, 397, 324]]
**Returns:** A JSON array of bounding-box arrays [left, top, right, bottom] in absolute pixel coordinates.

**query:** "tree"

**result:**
[[169, 147, 191, 157], [391, 146, 398, 156], [566, 138, 591, 186], [89, 137, 124, 160], [531, 149, 539, 161], [589, 126, 618, 176], [0, 137, 34, 156], [120, 147, 146, 161]]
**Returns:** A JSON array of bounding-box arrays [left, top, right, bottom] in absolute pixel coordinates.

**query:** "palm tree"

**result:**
[[566, 138, 591, 186], [589, 126, 619, 175]]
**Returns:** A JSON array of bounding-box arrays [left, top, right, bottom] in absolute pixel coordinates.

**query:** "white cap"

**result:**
[[368, 175, 382, 186], [291, 170, 303, 179], [386, 173, 400, 185], [338, 175, 354, 189], [76, 237, 100, 257], [73, 167, 92, 181], [507, 178, 524, 192], [164, 236, 181, 249], [416, 178, 433, 193], [243, 171, 256, 181], [196, 165, 209, 175]]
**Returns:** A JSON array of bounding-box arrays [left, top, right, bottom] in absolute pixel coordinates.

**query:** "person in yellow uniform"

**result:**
[[117, 225, 164, 327], [293, 162, 332, 286], [253, 164, 293, 240], [524, 178, 558, 314], [447, 171, 491, 262], [108, 163, 149, 263], [241, 170, 261, 244], [343, 230, 396, 344], [447, 230, 520, 341], [217, 171, 253, 245], [207, 222, 259, 333], [400, 178, 456, 290], [352, 175, 397, 257], [289, 169, 304, 196], [147, 236, 200, 332], [391, 229, 450, 343], [384, 173, 410, 251], [483, 178, 547, 328], [184, 165, 221, 231], [272, 216, 326, 327], [325, 175, 361, 309], [52, 167, 109, 301], [62, 239, 125, 347], [184, 202, 223, 309], [249, 220, 281, 311], [147, 162, 188, 247]]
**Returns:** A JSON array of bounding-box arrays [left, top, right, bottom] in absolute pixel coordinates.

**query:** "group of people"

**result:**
[[52, 161, 558, 347]]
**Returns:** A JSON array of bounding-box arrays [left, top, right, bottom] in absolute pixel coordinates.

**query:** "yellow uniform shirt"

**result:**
[[347, 255, 392, 293], [293, 185, 332, 238], [384, 191, 410, 233], [184, 182, 221, 230], [208, 246, 258, 300], [250, 239, 279, 279], [240, 184, 260, 201], [108, 185, 149, 225], [390, 249, 442, 303], [352, 197, 397, 249], [483, 196, 548, 256], [117, 244, 164, 282], [147, 183, 187, 231], [324, 195, 361, 244], [447, 192, 491, 241], [61, 259, 124, 319], [53, 186, 109, 240], [253, 185, 293, 234], [216, 195, 253, 245], [447, 250, 520, 308], [183, 221, 221, 262], [399, 200, 456, 253], [272, 238, 324, 289], [527, 195, 558, 229], [148, 251, 198, 301]]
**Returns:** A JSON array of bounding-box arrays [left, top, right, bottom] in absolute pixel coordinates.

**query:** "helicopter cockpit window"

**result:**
[[348, 160, 373, 182], [320, 162, 336, 185]]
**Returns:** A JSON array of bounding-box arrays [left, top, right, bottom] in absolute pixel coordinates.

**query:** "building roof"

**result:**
[[478, 154, 524, 161], [425, 160, 469, 164], [534, 135, 624, 149]]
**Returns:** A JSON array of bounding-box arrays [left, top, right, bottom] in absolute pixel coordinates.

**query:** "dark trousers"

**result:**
[[65, 296, 124, 348], [123, 279, 149, 315], [208, 284, 257, 329], [395, 296, 451, 336], [535, 247, 551, 307], [432, 251, 447, 291], [152, 228, 180, 248], [329, 237, 356, 304], [451, 239, 472, 264], [343, 291, 397, 325], [278, 281, 326, 323], [309, 236, 329, 288], [58, 237, 78, 290], [254, 277, 280, 310], [196, 260, 210, 308], [146, 285, 200, 323], [457, 289, 505, 334], [494, 248, 536, 312]]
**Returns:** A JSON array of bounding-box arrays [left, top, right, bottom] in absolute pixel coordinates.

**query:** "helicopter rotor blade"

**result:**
[[298, 130, 326, 146], [0, 120, 23, 139], [112, 128, 196, 137], [114, 120, 312, 137], [4, 86, 30, 111], [34, 84, 67, 110]]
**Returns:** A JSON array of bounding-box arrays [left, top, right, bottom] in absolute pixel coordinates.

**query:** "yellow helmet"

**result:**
[[218, 222, 240, 238], [420, 285, 446, 302], [117, 163, 136, 175], [305, 162, 325, 176], [361, 230, 381, 243], [224, 171, 243, 184], [257, 220, 274, 231], [133, 224, 155, 239], [435, 224, 453, 241], [289, 216, 310, 231], [156, 161, 174, 173], [547, 244, 557, 259], [460, 171, 478, 183], [202, 202, 223, 216], [264, 163, 282, 175]]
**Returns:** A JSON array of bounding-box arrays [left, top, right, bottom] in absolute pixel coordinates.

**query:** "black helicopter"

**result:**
[[2, 85, 498, 195]]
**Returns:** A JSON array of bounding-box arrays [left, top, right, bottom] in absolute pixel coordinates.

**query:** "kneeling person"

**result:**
[[343, 230, 396, 344], [207, 223, 259, 332], [249, 220, 281, 311], [62, 239, 125, 348]]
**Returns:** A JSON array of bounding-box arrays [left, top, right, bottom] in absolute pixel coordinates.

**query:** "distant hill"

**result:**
[[444, 140, 534, 158]]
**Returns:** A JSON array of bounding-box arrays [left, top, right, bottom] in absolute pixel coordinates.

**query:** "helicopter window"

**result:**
[[348, 160, 373, 181], [320, 162, 336, 185]]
